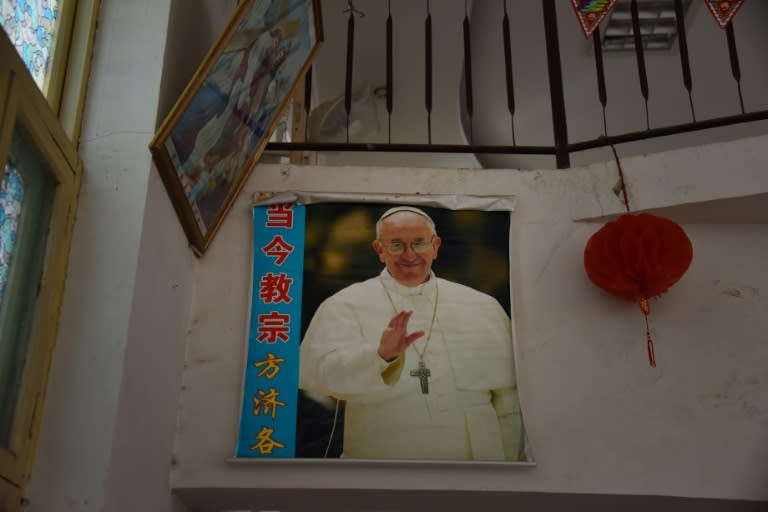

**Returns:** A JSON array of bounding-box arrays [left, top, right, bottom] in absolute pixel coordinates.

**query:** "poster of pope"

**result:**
[[237, 201, 531, 463]]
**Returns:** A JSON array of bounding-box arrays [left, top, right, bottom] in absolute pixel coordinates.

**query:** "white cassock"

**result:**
[[299, 269, 525, 461]]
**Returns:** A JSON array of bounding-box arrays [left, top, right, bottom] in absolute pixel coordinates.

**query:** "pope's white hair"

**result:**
[[375, 206, 437, 239]]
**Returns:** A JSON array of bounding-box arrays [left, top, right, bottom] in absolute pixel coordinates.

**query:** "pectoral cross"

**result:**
[[410, 360, 431, 394]]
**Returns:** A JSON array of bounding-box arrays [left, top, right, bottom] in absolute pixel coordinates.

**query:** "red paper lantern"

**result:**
[[584, 213, 693, 366]]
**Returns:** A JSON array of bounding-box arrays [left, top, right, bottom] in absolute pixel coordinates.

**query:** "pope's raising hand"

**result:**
[[377, 310, 424, 362]]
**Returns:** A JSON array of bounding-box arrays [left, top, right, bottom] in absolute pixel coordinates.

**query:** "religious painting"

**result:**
[[149, 0, 322, 254], [236, 197, 533, 464]]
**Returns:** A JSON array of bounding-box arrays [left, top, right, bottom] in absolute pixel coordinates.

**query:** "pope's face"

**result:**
[[373, 212, 441, 287]]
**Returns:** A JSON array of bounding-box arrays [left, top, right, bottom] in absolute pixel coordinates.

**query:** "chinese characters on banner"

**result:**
[[236, 204, 305, 457]]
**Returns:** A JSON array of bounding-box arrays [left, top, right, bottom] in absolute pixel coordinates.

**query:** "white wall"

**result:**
[[24, 1, 188, 511], [171, 135, 768, 510], [100, 168, 196, 512]]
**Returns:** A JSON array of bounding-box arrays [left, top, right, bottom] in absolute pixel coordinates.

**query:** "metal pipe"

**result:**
[[568, 109, 768, 152], [542, 0, 570, 169], [265, 142, 559, 155]]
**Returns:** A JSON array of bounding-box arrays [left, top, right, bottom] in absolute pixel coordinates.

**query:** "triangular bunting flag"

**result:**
[[570, 0, 619, 39], [704, 0, 746, 28]]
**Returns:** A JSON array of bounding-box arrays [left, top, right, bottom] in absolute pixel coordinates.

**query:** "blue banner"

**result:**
[[236, 203, 305, 457]]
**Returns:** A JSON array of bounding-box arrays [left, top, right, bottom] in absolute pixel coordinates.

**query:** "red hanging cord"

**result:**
[[609, 142, 658, 368], [609, 142, 631, 214], [639, 298, 656, 367]]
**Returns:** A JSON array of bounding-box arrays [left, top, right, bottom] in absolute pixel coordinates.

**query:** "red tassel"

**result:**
[[646, 328, 656, 368], [639, 299, 656, 367]]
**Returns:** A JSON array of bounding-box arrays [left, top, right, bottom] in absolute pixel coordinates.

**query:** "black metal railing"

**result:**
[[266, 0, 768, 169]]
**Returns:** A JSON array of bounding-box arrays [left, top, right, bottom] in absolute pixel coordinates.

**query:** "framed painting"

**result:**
[[149, 0, 322, 255]]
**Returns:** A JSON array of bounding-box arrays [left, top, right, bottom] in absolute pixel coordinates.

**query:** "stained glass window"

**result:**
[[0, 165, 23, 307], [0, 0, 61, 89], [0, 123, 56, 448]]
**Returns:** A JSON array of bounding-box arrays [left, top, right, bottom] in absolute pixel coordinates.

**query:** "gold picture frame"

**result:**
[[149, 0, 322, 254]]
